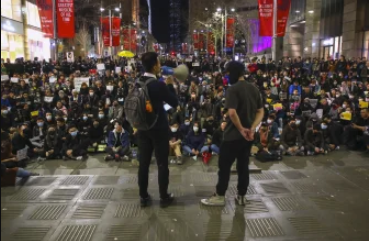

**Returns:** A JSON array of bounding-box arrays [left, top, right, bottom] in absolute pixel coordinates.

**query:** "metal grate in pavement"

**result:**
[[60, 176, 89, 186], [251, 172, 278, 180], [121, 175, 138, 184], [191, 173, 217, 185], [56, 225, 97, 241], [83, 188, 114, 200], [272, 197, 308, 211], [244, 199, 269, 213], [10, 189, 46, 201], [93, 176, 119, 185], [29, 205, 67, 220], [11, 226, 51, 241], [261, 182, 290, 194], [203, 220, 243, 241], [106, 224, 145, 241], [310, 196, 343, 211], [293, 182, 320, 193], [288, 216, 330, 234], [114, 203, 145, 218], [1, 205, 27, 219], [24, 177, 57, 186], [200, 203, 231, 215], [246, 218, 284, 237], [72, 203, 107, 219], [46, 189, 80, 200], [280, 171, 307, 179], [326, 179, 359, 191], [195, 186, 214, 197]]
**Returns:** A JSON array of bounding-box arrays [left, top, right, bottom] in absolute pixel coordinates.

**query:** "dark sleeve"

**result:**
[[296, 130, 303, 147], [160, 82, 178, 109]]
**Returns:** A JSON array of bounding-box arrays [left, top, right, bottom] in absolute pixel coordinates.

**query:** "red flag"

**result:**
[[226, 17, 235, 48], [123, 29, 136, 50], [258, 0, 274, 36], [277, 0, 291, 37], [36, 0, 54, 38], [101, 17, 111, 47], [111, 17, 121, 47], [56, 0, 75, 38], [199, 33, 205, 50], [207, 32, 215, 54]]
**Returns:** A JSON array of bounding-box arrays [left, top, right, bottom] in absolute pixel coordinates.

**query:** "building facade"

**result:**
[[1, 0, 51, 62]]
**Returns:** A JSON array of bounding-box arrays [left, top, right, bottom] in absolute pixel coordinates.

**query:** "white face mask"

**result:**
[[185, 122, 190, 126], [193, 127, 199, 132], [296, 120, 301, 125], [321, 124, 327, 130], [342, 104, 347, 109], [171, 127, 178, 132], [46, 116, 52, 120], [267, 119, 272, 124]]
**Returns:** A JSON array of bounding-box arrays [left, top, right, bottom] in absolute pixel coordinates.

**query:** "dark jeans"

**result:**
[[105, 146, 130, 157], [216, 139, 252, 196], [137, 129, 170, 199]]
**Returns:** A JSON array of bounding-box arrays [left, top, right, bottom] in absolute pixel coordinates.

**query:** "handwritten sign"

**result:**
[[1, 75, 9, 81], [31, 111, 39, 117], [11, 77, 19, 83], [44, 96, 54, 103], [273, 103, 283, 111], [49, 77, 57, 83], [115, 67, 121, 74], [97, 63, 105, 70], [340, 111, 352, 121], [359, 100, 368, 109], [17, 147, 28, 161], [74, 77, 90, 91]]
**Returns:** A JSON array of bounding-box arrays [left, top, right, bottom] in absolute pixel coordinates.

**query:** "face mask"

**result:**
[[89, 93, 94, 96], [342, 104, 347, 109], [202, 128, 207, 133], [193, 127, 199, 132], [171, 127, 178, 132], [83, 116, 88, 121], [37, 122, 44, 127], [321, 124, 327, 130], [46, 116, 52, 121], [295, 120, 301, 125], [336, 94, 340, 98], [2, 110, 9, 115], [71, 131, 78, 137], [98, 114, 104, 119], [267, 119, 272, 124], [64, 117, 68, 121], [185, 122, 190, 126]]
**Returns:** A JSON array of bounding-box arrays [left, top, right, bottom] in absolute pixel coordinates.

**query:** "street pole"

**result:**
[[221, 14, 224, 57], [53, 0, 58, 61], [224, 9, 227, 57], [109, 9, 112, 58], [272, 0, 278, 61]]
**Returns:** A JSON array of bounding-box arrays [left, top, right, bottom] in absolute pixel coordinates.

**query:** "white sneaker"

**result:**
[[76, 156, 83, 161], [122, 155, 130, 161], [192, 156, 198, 161], [201, 194, 225, 206], [212, 152, 218, 156], [170, 159, 177, 164]]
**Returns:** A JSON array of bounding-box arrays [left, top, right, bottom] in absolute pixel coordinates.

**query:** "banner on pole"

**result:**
[[36, 0, 54, 38], [111, 17, 121, 46], [226, 17, 236, 48], [207, 32, 215, 54], [123, 29, 137, 50], [101, 17, 111, 47], [193, 32, 199, 51], [56, 0, 75, 38], [258, 0, 274, 37], [277, 0, 291, 37]]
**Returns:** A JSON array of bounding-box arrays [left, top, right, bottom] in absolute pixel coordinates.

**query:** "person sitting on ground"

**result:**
[[183, 121, 209, 160], [169, 122, 183, 165], [179, 117, 191, 138], [105, 121, 130, 161], [322, 116, 342, 150], [344, 108, 369, 151], [304, 123, 326, 155], [211, 121, 226, 155], [44, 126, 62, 160], [280, 119, 304, 155], [266, 114, 280, 139], [63, 125, 89, 161], [89, 119, 105, 152]]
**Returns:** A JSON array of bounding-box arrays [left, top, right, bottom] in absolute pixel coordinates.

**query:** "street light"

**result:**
[[115, 7, 120, 12], [308, 10, 314, 13], [100, 8, 105, 12], [217, 7, 222, 12], [205, 7, 208, 11], [231, 8, 235, 12]]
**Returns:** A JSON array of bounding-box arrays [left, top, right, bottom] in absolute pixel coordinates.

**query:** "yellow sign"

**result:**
[[31, 111, 39, 117], [273, 103, 283, 111], [340, 111, 352, 121], [98, 145, 107, 152], [266, 98, 272, 104], [359, 101, 368, 109]]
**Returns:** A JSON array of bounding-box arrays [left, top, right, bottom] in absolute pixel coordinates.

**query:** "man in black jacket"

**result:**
[[137, 52, 179, 208]]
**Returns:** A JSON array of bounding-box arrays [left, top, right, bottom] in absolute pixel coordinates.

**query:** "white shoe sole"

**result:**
[[200, 199, 225, 206]]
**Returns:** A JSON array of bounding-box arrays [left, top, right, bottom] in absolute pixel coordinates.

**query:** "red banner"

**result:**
[[56, 0, 75, 38], [199, 32, 205, 50], [101, 17, 111, 46], [193, 32, 199, 51], [181, 43, 188, 53], [36, 0, 54, 38], [258, 0, 273, 36], [111, 17, 121, 47], [277, 0, 291, 37], [226, 17, 235, 48], [207, 32, 215, 54], [123, 29, 137, 50]]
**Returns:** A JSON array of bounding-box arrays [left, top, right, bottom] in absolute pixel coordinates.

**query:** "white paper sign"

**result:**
[[44, 96, 54, 103], [1, 75, 9, 81], [316, 109, 323, 119], [125, 66, 132, 73], [11, 77, 19, 83], [24, 78, 29, 84], [66, 52, 74, 63], [106, 85, 114, 91], [74, 77, 90, 91], [17, 147, 28, 160], [97, 64, 105, 70], [115, 67, 121, 74], [185, 58, 192, 62], [192, 62, 200, 67], [49, 77, 57, 83]]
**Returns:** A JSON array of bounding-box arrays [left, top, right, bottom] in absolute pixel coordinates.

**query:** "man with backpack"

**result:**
[[124, 52, 179, 208]]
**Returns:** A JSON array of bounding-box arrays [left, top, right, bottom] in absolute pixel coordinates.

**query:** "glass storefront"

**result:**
[[1, 0, 22, 22], [320, 36, 342, 59], [364, 31, 369, 59], [27, 28, 51, 60], [1, 30, 24, 61]]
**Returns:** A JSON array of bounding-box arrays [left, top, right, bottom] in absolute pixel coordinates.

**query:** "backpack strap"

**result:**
[[137, 78, 157, 87]]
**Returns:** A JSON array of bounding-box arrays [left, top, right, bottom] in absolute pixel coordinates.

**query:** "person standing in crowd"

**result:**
[[136, 52, 178, 208], [201, 61, 264, 207]]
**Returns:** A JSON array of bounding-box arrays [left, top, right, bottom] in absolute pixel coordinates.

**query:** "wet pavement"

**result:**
[[1, 150, 369, 241]]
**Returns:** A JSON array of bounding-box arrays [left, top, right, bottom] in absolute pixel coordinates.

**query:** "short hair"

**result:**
[[141, 52, 159, 72], [225, 61, 245, 85]]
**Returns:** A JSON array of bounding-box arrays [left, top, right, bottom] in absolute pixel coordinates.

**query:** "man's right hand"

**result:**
[[66, 150, 73, 156], [240, 128, 255, 141]]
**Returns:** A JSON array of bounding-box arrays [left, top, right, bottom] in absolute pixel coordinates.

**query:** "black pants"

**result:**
[[105, 146, 130, 157], [137, 129, 170, 199], [216, 139, 252, 196]]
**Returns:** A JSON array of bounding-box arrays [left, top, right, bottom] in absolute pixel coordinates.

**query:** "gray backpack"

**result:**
[[124, 78, 158, 131]]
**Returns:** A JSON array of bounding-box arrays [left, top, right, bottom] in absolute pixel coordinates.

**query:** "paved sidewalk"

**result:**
[[1, 150, 369, 241]]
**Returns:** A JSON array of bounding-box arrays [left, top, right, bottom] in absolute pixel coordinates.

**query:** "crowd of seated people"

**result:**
[[1, 54, 368, 182]]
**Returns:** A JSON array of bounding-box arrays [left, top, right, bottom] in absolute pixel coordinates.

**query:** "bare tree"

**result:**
[[75, 25, 91, 57]]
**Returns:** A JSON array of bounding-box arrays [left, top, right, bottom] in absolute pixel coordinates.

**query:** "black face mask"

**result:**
[[49, 131, 56, 135]]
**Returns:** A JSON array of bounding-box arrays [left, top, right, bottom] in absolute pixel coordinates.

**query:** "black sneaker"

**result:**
[[235, 195, 248, 206], [140, 195, 152, 208], [160, 193, 175, 208]]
